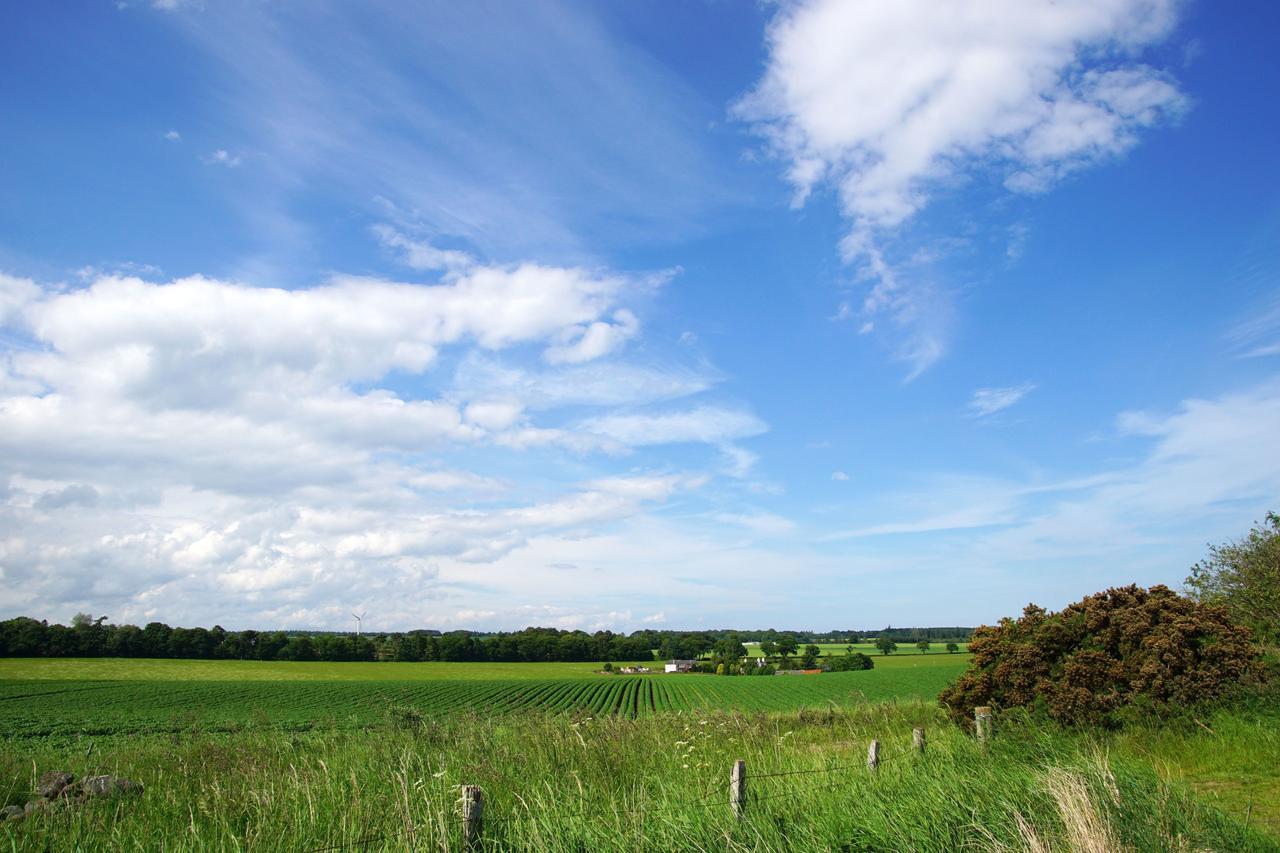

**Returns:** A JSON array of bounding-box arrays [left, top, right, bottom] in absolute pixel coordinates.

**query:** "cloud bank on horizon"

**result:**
[[1, 0, 1278, 632]]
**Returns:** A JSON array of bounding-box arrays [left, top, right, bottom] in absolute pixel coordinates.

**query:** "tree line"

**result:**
[[0, 617, 973, 664]]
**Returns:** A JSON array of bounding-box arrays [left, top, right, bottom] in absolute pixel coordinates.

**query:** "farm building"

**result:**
[[664, 660, 697, 673]]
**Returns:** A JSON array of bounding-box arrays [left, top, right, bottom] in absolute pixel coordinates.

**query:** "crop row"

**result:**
[[0, 667, 964, 737]]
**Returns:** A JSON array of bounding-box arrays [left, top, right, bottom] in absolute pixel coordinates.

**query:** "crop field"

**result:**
[[0, 655, 971, 737]]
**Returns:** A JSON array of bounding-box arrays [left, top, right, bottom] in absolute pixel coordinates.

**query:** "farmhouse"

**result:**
[[664, 659, 697, 673]]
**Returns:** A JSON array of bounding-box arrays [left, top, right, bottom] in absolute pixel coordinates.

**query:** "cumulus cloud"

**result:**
[[543, 309, 639, 365], [738, 0, 1186, 376], [831, 471, 849, 482], [0, 266, 766, 627], [967, 382, 1037, 417]]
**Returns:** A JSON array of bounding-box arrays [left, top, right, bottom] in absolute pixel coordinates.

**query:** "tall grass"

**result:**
[[1, 701, 1274, 851]]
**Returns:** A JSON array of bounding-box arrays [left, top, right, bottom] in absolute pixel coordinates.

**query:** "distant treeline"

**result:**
[[0, 616, 972, 664]]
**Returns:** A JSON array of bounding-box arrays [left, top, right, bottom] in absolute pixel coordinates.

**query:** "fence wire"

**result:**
[[299, 740, 925, 851]]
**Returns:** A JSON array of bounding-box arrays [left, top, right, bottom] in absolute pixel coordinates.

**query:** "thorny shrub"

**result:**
[[939, 584, 1262, 728]]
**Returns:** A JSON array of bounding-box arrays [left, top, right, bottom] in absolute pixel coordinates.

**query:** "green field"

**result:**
[[0, 655, 972, 737]]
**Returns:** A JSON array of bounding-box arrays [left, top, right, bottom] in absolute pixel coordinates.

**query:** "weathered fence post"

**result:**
[[461, 784, 484, 849], [730, 759, 746, 819], [867, 739, 880, 771], [913, 727, 926, 754], [975, 706, 993, 744]]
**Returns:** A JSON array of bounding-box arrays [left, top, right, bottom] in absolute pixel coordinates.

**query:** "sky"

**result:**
[[1, 0, 1278, 634]]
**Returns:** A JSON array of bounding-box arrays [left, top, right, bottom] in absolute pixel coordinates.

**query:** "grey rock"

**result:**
[[1, 805, 23, 822], [36, 770, 74, 798], [79, 775, 143, 797]]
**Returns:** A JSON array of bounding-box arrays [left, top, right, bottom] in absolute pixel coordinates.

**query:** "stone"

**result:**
[[79, 775, 143, 797], [36, 770, 74, 799], [1, 805, 23, 821]]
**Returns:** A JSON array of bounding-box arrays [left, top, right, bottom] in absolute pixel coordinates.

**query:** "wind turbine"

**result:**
[[352, 610, 367, 638]]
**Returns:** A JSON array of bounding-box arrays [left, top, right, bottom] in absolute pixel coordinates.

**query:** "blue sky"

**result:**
[[1, 0, 1278, 633]]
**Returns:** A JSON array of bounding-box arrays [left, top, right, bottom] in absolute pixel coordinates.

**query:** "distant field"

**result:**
[[743, 641, 969, 656], [0, 655, 972, 737], [0, 652, 970, 682], [0, 658, 652, 681]]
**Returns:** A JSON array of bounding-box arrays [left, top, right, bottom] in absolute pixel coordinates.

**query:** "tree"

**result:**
[[940, 584, 1260, 728], [945, 642, 959, 654], [776, 634, 799, 664], [1185, 512, 1280, 642], [916, 640, 931, 654], [800, 644, 820, 668], [759, 639, 778, 660], [713, 634, 747, 673], [826, 651, 874, 672], [874, 637, 897, 655]]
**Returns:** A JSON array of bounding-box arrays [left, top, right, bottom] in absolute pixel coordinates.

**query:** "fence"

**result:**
[[302, 709, 992, 852]]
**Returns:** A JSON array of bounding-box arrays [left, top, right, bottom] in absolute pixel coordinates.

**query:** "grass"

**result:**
[[2, 701, 1274, 851]]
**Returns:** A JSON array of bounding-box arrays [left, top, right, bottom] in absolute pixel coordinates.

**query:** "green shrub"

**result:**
[[939, 584, 1262, 728]]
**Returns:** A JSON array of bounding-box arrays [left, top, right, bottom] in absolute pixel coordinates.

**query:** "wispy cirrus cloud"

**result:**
[[967, 382, 1037, 418], [738, 0, 1187, 377]]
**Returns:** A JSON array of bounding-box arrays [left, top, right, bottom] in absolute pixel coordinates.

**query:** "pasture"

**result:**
[[3, 699, 1275, 851]]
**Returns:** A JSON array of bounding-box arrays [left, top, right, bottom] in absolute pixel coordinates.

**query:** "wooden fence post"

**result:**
[[913, 727, 926, 754], [730, 759, 746, 819], [975, 706, 993, 744], [867, 739, 880, 771], [461, 784, 483, 850]]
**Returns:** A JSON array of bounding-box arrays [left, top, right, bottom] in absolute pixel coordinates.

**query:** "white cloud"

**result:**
[[967, 382, 1037, 417], [719, 445, 759, 479], [1228, 291, 1280, 359], [830, 471, 849, 482], [714, 511, 796, 537], [204, 149, 241, 167], [641, 611, 666, 624], [453, 354, 716, 411], [372, 225, 475, 275], [579, 406, 768, 448], [543, 309, 639, 365], [163, 129, 181, 142], [738, 0, 1186, 376], [0, 265, 768, 628]]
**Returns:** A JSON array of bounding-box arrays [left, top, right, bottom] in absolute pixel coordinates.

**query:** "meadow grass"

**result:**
[[2, 701, 1273, 851]]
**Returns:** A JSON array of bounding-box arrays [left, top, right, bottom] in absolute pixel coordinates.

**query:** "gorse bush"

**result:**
[[940, 584, 1261, 728]]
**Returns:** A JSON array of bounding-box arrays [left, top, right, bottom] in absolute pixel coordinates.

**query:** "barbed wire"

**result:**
[[299, 740, 925, 850]]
